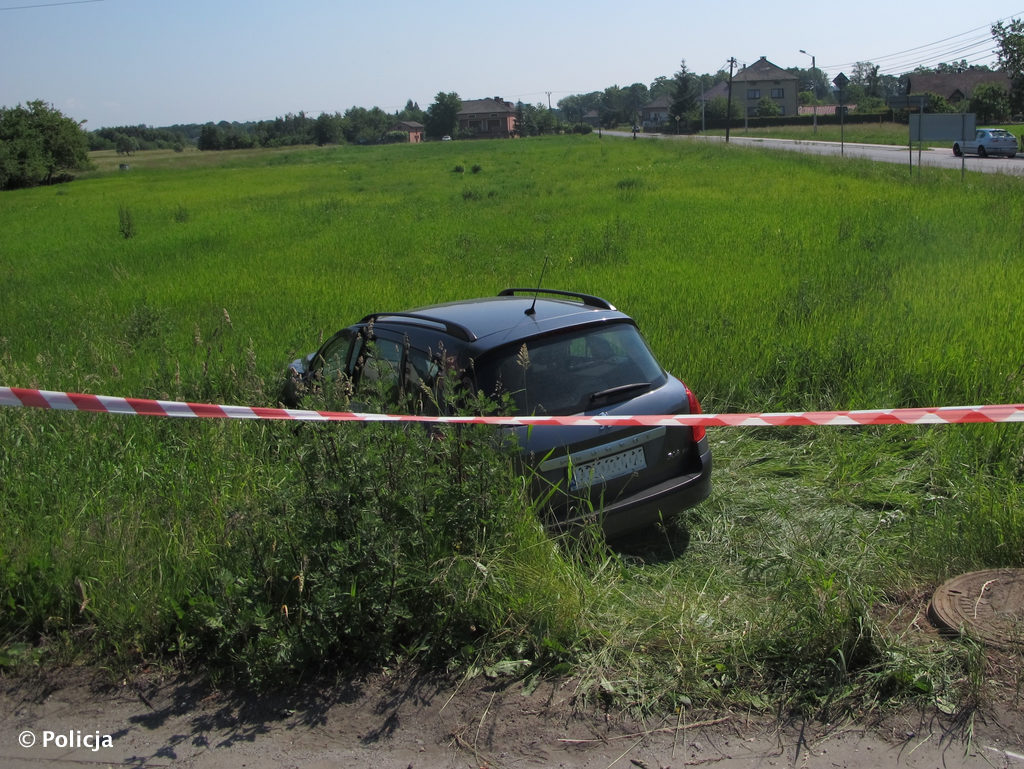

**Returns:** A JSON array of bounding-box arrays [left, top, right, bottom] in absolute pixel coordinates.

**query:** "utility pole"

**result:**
[[799, 49, 817, 134], [725, 58, 736, 144]]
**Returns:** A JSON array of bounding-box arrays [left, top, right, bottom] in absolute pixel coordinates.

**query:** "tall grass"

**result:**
[[1, 136, 1022, 712]]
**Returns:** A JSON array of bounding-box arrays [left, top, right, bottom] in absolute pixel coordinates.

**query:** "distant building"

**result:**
[[701, 81, 729, 102], [732, 56, 799, 117], [640, 95, 671, 129], [394, 121, 424, 143], [456, 98, 518, 138], [903, 70, 1013, 105]]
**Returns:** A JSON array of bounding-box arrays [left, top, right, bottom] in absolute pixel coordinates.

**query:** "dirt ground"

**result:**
[[2, 664, 1023, 769]]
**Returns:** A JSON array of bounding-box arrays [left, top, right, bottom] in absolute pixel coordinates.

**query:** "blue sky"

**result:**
[[2, 0, 1022, 129]]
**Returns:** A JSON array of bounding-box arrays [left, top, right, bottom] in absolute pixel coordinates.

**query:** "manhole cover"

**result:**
[[929, 568, 1024, 648]]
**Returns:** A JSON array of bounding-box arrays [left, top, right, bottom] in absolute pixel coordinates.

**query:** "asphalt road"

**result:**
[[607, 129, 1024, 177]]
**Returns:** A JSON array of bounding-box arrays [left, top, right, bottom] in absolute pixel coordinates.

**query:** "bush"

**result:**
[[185, 380, 565, 683], [118, 205, 135, 239]]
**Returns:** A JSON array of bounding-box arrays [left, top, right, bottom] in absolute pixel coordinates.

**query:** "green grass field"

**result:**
[[2, 136, 1023, 715]]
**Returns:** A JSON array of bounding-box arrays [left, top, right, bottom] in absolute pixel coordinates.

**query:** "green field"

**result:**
[[2, 136, 1023, 715]]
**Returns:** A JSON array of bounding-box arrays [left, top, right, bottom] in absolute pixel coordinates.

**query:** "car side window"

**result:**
[[357, 336, 404, 401], [404, 347, 442, 413], [316, 329, 355, 381], [347, 330, 443, 411]]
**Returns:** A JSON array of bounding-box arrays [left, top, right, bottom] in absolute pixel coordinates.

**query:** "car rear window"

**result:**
[[477, 323, 666, 415]]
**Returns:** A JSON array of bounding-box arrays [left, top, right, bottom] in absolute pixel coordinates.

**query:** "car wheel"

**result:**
[[978, 145, 988, 158], [953, 144, 962, 157]]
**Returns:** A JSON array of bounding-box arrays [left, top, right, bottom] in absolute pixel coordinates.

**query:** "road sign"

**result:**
[[832, 72, 849, 89], [910, 113, 975, 141], [887, 94, 931, 110]]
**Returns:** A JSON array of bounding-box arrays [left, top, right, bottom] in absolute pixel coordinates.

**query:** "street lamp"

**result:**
[[799, 49, 818, 134]]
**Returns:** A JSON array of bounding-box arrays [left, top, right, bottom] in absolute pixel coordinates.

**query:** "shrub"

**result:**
[[118, 205, 135, 239], [185, 379, 569, 683]]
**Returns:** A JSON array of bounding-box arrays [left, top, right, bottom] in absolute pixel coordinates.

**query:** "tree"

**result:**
[[0, 100, 90, 190], [668, 60, 698, 128], [649, 76, 673, 101], [625, 82, 649, 124], [971, 82, 1012, 123], [115, 133, 139, 155], [790, 66, 832, 103], [921, 92, 955, 113], [703, 95, 741, 121], [557, 92, 601, 125], [993, 18, 1024, 113], [340, 106, 392, 144], [855, 96, 888, 114], [313, 111, 343, 146], [254, 112, 314, 147], [936, 59, 970, 74], [851, 61, 886, 97], [538, 105, 558, 134], [197, 123, 222, 151], [518, 102, 556, 136], [219, 128, 255, 150], [397, 99, 425, 124], [755, 97, 780, 117], [601, 85, 633, 126], [425, 92, 461, 139]]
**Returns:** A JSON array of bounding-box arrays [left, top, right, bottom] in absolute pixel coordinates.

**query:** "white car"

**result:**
[[953, 128, 1018, 158]]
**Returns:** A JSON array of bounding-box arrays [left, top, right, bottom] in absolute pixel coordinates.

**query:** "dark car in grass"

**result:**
[[282, 289, 712, 537]]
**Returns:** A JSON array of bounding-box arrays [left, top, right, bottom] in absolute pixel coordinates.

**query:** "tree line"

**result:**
[[552, 21, 1024, 129], [5, 20, 1024, 190], [560, 54, 1020, 132]]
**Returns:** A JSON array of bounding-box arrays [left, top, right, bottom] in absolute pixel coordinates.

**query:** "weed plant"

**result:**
[[1, 136, 1023, 714]]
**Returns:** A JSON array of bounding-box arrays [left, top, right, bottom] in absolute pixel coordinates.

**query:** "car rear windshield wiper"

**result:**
[[588, 382, 651, 406]]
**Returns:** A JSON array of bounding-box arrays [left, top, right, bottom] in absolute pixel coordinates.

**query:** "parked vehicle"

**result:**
[[283, 289, 712, 537], [953, 128, 1018, 158]]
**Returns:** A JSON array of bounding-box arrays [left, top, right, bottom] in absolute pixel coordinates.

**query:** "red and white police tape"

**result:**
[[3, 386, 1024, 427]]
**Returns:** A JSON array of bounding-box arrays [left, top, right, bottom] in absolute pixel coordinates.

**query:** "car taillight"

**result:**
[[683, 383, 706, 442]]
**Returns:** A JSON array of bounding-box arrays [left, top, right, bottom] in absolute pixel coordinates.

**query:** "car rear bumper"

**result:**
[[555, 441, 713, 539]]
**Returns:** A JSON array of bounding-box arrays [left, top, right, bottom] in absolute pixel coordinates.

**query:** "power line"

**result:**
[[0, 0, 103, 9], [820, 11, 1024, 74]]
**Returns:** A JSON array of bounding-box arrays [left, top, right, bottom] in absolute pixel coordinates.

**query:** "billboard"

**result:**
[[909, 113, 976, 141]]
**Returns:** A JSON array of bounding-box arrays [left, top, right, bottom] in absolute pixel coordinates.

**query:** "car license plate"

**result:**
[[570, 446, 646, 490]]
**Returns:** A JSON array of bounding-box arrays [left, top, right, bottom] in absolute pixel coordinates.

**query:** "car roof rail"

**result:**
[[358, 312, 478, 342], [497, 288, 616, 310]]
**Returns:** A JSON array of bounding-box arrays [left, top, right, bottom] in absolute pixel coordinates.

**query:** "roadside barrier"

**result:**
[[3, 387, 1023, 427]]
